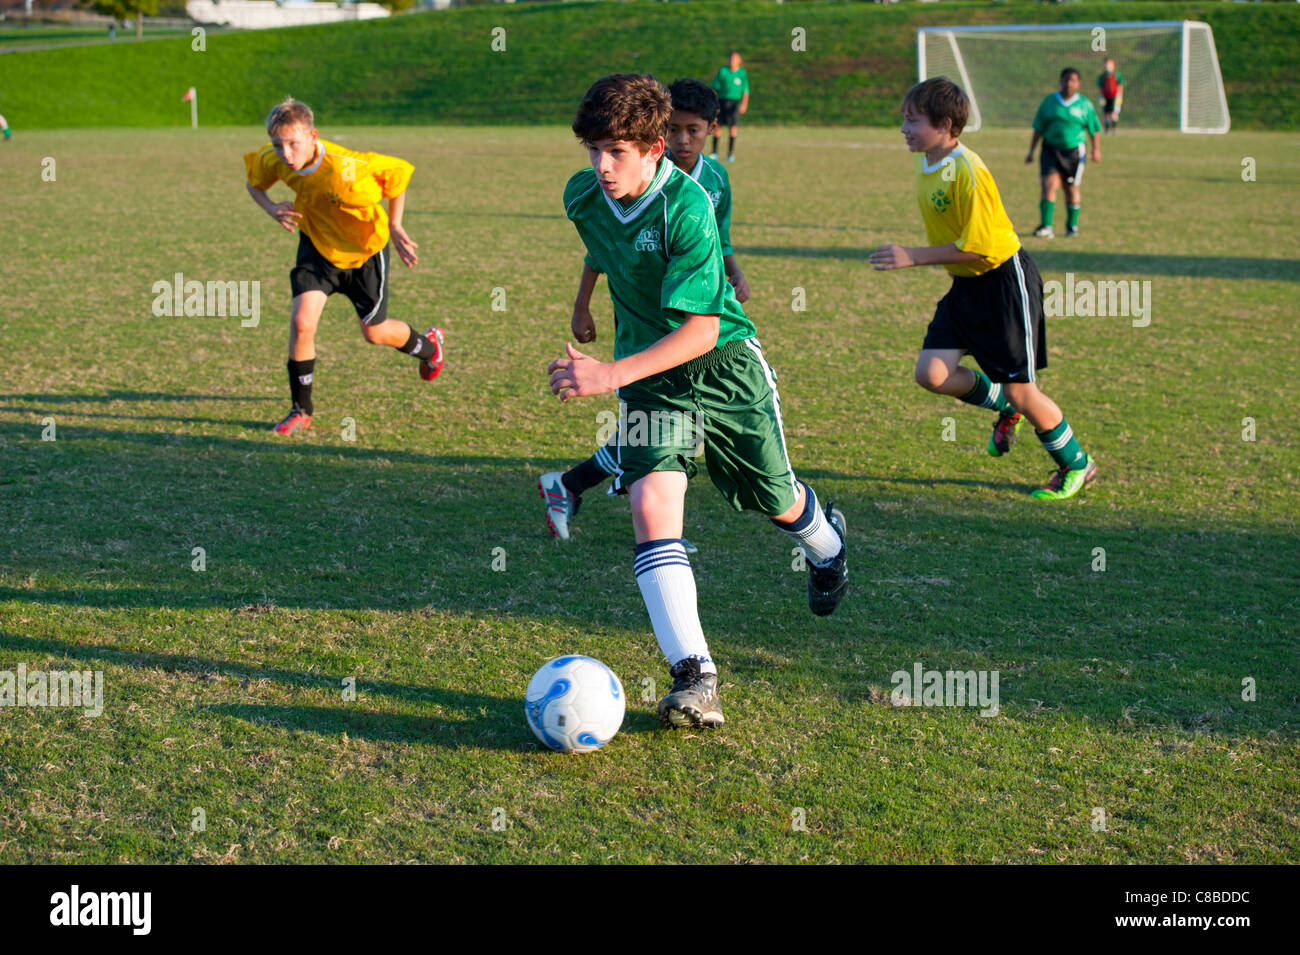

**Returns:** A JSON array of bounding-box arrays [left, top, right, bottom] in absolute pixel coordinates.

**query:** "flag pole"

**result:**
[[191, 88, 198, 129]]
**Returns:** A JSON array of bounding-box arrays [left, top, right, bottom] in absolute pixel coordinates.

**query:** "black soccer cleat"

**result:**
[[657, 658, 725, 729], [808, 502, 848, 617]]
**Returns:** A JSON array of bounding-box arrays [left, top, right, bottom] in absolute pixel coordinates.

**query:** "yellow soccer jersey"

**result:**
[[914, 144, 1020, 278], [244, 139, 414, 270]]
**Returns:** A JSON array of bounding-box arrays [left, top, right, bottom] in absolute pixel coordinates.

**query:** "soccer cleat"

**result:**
[[808, 502, 848, 617], [1066, 225, 1079, 237], [987, 411, 1025, 457], [709, 152, 718, 160], [657, 657, 725, 728], [272, 408, 311, 436], [1032, 225, 1055, 239], [538, 471, 580, 540], [418, 326, 445, 381], [726, 155, 736, 163], [1030, 455, 1098, 500], [682, 539, 698, 556]]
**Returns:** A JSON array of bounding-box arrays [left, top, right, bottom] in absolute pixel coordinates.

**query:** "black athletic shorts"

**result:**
[[922, 248, 1047, 383], [1039, 143, 1086, 186], [1102, 97, 1117, 114], [718, 99, 741, 126], [289, 232, 390, 326]]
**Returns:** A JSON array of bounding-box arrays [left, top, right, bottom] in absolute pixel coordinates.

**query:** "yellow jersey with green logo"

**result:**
[[244, 139, 414, 270], [914, 144, 1020, 278]]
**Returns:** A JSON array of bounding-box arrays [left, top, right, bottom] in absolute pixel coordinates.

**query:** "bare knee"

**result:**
[[1003, 381, 1039, 411], [914, 362, 948, 392], [291, 313, 318, 341], [360, 322, 385, 345]]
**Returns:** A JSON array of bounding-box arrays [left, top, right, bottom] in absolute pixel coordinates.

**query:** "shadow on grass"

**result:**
[[0, 631, 660, 749], [204, 703, 660, 748], [0, 391, 271, 404], [0, 407, 273, 430]]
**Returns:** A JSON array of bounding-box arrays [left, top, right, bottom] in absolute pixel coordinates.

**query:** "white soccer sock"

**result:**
[[775, 481, 843, 566], [633, 539, 715, 674]]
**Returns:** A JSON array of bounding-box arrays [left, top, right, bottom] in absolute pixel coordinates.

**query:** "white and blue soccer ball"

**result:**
[[524, 655, 625, 753]]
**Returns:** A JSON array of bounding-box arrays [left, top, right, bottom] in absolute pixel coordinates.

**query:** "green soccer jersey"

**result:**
[[563, 158, 754, 362], [712, 65, 749, 102], [678, 152, 733, 257], [1033, 92, 1102, 150]]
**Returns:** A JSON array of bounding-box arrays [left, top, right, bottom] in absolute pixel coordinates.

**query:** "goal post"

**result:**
[[916, 21, 1230, 134]]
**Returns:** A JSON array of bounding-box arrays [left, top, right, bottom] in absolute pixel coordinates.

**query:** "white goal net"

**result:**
[[917, 21, 1229, 134]]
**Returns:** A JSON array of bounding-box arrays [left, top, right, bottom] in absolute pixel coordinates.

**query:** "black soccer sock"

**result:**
[[728, 134, 736, 158], [562, 457, 610, 497], [711, 135, 719, 155], [287, 358, 315, 416], [397, 324, 435, 359]]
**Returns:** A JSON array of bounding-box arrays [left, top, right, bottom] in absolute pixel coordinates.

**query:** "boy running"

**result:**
[[1027, 68, 1101, 239], [539, 79, 749, 542], [1097, 58, 1124, 134], [244, 98, 444, 436], [548, 74, 848, 729], [710, 51, 749, 163], [871, 77, 1098, 501]]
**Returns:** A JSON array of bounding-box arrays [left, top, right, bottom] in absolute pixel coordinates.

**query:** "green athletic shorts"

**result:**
[[610, 337, 800, 516]]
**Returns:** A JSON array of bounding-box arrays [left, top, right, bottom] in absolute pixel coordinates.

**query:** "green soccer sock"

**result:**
[[1067, 205, 1081, 230], [957, 370, 1014, 414], [1036, 417, 1088, 470], [1040, 199, 1055, 228]]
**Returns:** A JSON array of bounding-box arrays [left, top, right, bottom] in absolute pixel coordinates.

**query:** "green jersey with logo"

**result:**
[[564, 158, 754, 362], [1033, 92, 1101, 150], [712, 65, 750, 102]]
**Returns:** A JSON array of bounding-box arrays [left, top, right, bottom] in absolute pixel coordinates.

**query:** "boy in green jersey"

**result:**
[[547, 75, 847, 730], [539, 79, 749, 544], [710, 51, 749, 162], [1027, 68, 1102, 238], [871, 78, 1098, 502]]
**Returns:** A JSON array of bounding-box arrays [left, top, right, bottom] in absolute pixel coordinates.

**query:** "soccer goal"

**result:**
[[917, 21, 1230, 134]]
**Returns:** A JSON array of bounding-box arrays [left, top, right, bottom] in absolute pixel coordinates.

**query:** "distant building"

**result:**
[[186, 1, 392, 30]]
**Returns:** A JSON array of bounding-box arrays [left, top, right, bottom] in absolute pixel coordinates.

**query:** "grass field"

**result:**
[[1, 124, 1298, 863], [3, 1, 1300, 129]]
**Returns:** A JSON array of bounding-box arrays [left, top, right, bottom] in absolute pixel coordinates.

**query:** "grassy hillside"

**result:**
[[2, 1, 1298, 129]]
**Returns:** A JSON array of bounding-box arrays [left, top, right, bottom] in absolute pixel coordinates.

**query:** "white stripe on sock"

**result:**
[[634, 541, 714, 673]]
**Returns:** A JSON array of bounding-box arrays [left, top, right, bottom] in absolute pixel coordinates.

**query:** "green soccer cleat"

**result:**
[[657, 658, 724, 729], [987, 411, 1025, 457], [1030, 456, 1098, 500]]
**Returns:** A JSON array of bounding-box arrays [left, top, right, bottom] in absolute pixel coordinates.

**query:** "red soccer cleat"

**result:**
[[272, 408, 312, 436], [419, 327, 446, 381]]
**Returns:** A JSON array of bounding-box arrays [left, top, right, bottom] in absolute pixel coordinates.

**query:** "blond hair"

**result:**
[[265, 97, 314, 135]]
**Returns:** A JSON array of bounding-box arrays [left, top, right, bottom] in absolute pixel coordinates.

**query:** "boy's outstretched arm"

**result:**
[[386, 191, 419, 267], [246, 181, 300, 232], [548, 313, 720, 402], [572, 263, 600, 343], [869, 242, 983, 271]]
